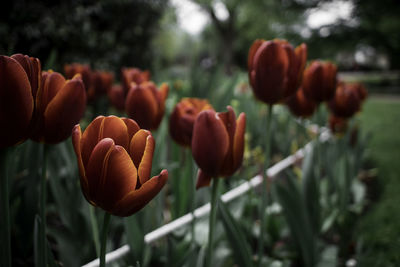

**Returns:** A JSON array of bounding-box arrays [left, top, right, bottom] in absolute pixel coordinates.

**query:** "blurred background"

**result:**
[[1, 0, 400, 266]]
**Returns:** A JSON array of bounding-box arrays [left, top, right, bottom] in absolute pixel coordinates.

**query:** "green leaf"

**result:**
[[218, 200, 254, 267]]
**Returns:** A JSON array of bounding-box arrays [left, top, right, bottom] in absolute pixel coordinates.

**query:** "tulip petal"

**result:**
[[248, 39, 264, 71], [232, 113, 246, 169], [72, 125, 94, 204], [108, 85, 125, 111], [196, 169, 213, 189], [112, 169, 168, 217], [43, 77, 87, 143], [153, 83, 169, 129], [125, 84, 158, 130], [191, 110, 229, 176], [138, 135, 155, 185], [81, 116, 105, 167], [0, 56, 34, 148], [98, 116, 130, 151], [253, 41, 289, 104], [129, 129, 151, 169], [39, 71, 66, 115], [86, 138, 115, 204], [11, 54, 41, 98], [122, 118, 140, 140]]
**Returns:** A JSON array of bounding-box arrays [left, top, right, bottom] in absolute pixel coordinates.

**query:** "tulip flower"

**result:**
[[248, 39, 307, 104], [121, 67, 150, 93], [108, 84, 126, 111], [328, 81, 361, 118], [191, 106, 246, 189], [72, 115, 168, 216], [286, 87, 317, 118], [89, 70, 114, 100], [0, 54, 40, 148], [302, 60, 337, 102], [30, 70, 86, 144], [125, 81, 169, 130], [169, 98, 214, 147], [64, 63, 93, 93]]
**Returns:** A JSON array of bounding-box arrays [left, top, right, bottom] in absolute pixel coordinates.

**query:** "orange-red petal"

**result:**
[[112, 169, 168, 217], [0, 56, 34, 148], [43, 77, 86, 143], [125, 84, 158, 130], [196, 169, 213, 189], [191, 110, 229, 176]]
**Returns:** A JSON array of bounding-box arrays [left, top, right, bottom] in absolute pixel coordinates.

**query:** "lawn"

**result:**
[[357, 95, 400, 266]]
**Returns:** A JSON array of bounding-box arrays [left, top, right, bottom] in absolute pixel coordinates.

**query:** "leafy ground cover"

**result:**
[[357, 95, 400, 266]]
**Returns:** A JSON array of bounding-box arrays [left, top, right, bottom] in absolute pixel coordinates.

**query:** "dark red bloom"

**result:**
[[0, 54, 40, 148], [248, 39, 307, 104], [169, 98, 214, 147], [191, 106, 246, 189], [121, 67, 150, 94], [72, 115, 168, 216], [30, 70, 86, 143], [302, 61, 337, 102], [286, 87, 317, 118], [125, 81, 169, 130], [328, 81, 361, 118]]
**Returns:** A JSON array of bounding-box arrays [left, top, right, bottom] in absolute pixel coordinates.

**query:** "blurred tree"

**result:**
[[0, 0, 168, 73]]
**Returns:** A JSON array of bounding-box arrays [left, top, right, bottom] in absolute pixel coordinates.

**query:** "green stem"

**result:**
[[206, 178, 220, 267], [1, 148, 11, 267], [40, 144, 49, 266], [189, 151, 196, 243], [258, 104, 273, 266], [89, 205, 100, 257], [100, 212, 111, 267]]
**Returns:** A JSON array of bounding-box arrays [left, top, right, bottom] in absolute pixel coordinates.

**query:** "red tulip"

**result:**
[[328, 81, 361, 118], [169, 98, 214, 147], [125, 81, 169, 130], [121, 67, 150, 93], [108, 84, 125, 111], [248, 39, 307, 104], [286, 87, 317, 118], [64, 63, 93, 93], [89, 70, 114, 100], [30, 70, 86, 143], [192, 106, 246, 189], [0, 54, 40, 148], [302, 61, 337, 102], [72, 115, 168, 216]]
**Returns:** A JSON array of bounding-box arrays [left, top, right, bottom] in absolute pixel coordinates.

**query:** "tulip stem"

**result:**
[[40, 144, 49, 267], [1, 148, 12, 267], [89, 205, 100, 257], [258, 104, 273, 266], [100, 212, 111, 267], [206, 178, 220, 267]]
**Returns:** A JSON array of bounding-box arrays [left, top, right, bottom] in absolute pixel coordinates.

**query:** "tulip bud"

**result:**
[[90, 70, 114, 100], [248, 39, 307, 104], [0, 54, 39, 148], [72, 115, 168, 216], [286, 87, 317, 118], [191, 106, 246, 189], [108, 84, 125, 111], [30, 70, 86, 144], [64, 63, 93, 94], [302, 60, 337, 102], [169, 98, 214, 147], [121, 67, 150, 94], [125, 81, 169, 130], [328, 81, 361, 118]]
